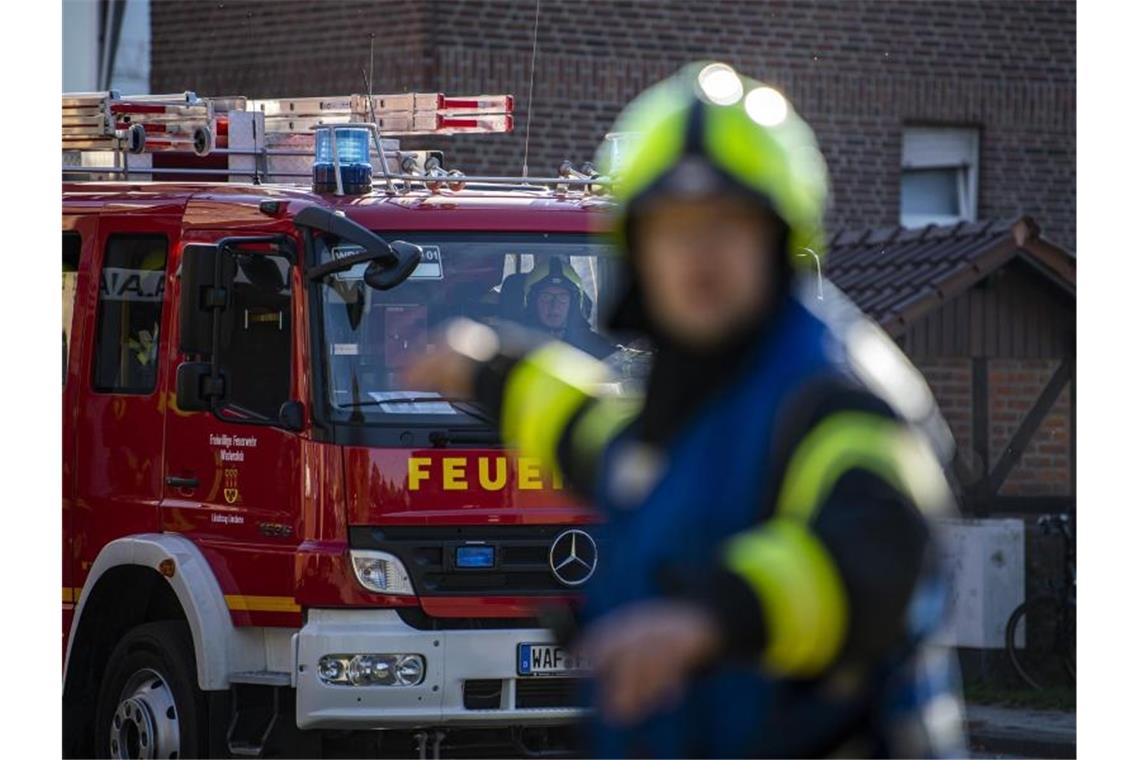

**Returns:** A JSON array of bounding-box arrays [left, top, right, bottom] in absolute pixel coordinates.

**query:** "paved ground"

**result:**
[[967, 704, 1076, 759]]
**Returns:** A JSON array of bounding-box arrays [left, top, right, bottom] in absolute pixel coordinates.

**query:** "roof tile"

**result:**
[[926, 221, 964, 241], [992, 215, 1025, 234], [834, 228, 870, 247], [897, 225, 933, 243], [865, 225, 903, 246], [959, 219, 994, 237], [825, 217, 1044, 328]]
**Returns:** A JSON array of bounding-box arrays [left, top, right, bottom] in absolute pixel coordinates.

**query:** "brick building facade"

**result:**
[[151, 0, 1076, 251], [150, 1, 1076, 510]]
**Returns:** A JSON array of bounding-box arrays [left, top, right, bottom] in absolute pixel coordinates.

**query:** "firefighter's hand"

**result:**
[[401, 346, 481, 401], [577, 600, 721, 724], [402, 345, 479, 398], [403, 319, 502, 398]]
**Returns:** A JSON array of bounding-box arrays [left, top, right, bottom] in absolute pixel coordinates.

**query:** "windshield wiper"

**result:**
[[429, 429, 501, 447]]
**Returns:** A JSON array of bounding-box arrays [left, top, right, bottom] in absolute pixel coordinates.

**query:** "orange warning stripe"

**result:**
[[224, 594, 301, 613], [62, 588, 299, 614]]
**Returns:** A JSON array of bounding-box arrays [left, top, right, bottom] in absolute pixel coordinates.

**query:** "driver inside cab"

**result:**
[[521, 258, 615, 359]]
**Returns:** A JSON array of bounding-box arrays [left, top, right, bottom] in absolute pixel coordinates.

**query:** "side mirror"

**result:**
[[364, 240, 423, 291], [175, 361, 222, 412], [237, 252, 287, 293], [295, 206, 422, 291], [278, 400, 305, 431], [176, 235, 294, 422], [179, 244, 224, 355]]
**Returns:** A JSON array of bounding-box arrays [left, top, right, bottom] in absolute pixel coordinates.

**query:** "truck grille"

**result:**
[[515, 678, 585, 709], [463, 679, 504, 710], [349, 525, 590, 595], [461, 678, 586, 710]]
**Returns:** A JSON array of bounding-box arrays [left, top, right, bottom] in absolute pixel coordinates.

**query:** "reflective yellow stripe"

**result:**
[[224, 595, 301, 614], [62, 587, 80, 604], [721, 412, 949, 676], [570, 395, 642, 463], [501, 342, 609, 470], [776, 411, 950, 522], [723, 518, 848, 677]]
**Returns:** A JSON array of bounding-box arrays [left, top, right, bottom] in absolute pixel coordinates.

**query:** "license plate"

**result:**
[[517, 643, 589, 677]]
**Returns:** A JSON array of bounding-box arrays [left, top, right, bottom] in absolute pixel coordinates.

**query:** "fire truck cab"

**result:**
[[62, 90, 638, 758]]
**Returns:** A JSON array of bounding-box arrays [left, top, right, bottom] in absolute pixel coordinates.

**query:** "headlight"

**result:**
[[350, 550, 415, 595], [318, 654, 426, 686]]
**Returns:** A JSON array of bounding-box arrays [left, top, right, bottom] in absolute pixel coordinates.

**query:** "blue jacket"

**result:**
[[478, 286, 966, 757]]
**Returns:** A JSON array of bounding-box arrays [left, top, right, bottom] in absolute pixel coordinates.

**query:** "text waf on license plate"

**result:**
[[517, 643, 589, 677]]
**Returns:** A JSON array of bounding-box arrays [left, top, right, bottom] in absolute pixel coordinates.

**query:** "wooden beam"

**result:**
[[987, 357, 1074, 493], [970, 357, 989, 514], [1070, 366, 1077, 505]]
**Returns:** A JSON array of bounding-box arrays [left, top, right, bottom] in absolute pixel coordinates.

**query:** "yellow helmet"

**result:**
[[522, 257, 586, 312], [598, 62, 830, 270]]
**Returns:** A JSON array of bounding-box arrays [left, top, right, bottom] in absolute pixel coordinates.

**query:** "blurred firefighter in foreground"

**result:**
[[407, 62, 966, 757]]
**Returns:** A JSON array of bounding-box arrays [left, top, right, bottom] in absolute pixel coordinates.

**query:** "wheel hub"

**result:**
[[110, 668, 180, 759]]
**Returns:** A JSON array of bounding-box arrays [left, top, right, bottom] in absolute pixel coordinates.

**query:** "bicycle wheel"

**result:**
[[1005, 596, 1068, 691], [1061, 602, 1076, 683]]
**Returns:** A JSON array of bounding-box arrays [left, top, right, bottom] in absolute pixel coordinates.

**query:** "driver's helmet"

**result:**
[[522, 257, 587, 317]]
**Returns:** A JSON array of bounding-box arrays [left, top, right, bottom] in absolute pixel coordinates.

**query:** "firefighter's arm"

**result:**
[[480, 339, 641, 498], [406, 319, 641, 496], [692, 409, 952, 678]]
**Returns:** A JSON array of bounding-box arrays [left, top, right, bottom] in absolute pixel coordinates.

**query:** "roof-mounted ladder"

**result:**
[[61, 89, 609, 194]]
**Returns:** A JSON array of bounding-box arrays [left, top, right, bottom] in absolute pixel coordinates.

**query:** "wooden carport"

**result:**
[[826, 217, 1076, 514]]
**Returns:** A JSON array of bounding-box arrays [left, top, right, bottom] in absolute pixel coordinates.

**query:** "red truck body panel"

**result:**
[[63, 182, 604, 645]]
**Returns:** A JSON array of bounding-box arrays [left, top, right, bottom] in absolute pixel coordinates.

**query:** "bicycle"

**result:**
[[1004, 512, 1076, 690]]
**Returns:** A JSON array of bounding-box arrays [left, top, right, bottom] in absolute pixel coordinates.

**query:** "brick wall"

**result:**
[[917, 356, 1073, 505], [914, 357, 975, 480], [989, 359, 1072, 498], [150, 1, 433, 96], [149, 0, 1077, 251]]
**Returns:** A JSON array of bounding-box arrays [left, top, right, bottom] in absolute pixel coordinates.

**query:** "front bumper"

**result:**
[[296, 608, 587, 730]]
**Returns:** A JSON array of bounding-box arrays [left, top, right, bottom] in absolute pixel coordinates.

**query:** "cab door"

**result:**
[[62, 216, 97, 649], [160, 237, 304, 627], [72, 215, 178, 592]]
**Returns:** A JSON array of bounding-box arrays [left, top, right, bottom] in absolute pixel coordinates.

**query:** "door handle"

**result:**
[[166, 475, 199, 489]]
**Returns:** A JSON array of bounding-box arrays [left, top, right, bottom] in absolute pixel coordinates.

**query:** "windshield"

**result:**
[[316, 232, 651, 422]]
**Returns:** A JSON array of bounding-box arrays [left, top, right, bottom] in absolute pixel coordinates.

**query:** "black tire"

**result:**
[[1005, 596, 1068, 691], [94, 620, 208, 759]]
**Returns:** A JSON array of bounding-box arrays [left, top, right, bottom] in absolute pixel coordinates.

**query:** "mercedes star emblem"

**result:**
[[548, 529, 598, 587]]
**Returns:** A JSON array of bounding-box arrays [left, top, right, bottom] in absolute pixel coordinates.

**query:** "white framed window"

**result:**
[[900, 127, 979, 228]]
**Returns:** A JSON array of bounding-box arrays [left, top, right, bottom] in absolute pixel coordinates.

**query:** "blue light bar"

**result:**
[[456, 545, 495, 569], [312, 127, 372, 195]]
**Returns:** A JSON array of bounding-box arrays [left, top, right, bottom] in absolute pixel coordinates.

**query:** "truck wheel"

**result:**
[[94, 621, 207, 759]]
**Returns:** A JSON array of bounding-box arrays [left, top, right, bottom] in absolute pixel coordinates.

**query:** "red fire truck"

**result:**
[[62, 89, 640, 758]]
